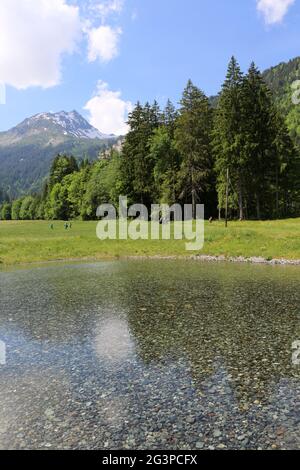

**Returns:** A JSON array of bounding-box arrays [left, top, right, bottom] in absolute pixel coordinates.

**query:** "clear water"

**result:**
[[0, 260, 299, 449]]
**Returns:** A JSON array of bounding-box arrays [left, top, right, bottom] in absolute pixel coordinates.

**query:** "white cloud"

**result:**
[[0, 0, 81, 89], [84, 81, 133, 135], [0, 0, 127, 90], [87, 25, 122, 62], [257, 0, 295, 24]]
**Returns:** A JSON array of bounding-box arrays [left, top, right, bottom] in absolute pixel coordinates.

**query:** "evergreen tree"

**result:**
[[120, 102, 144, 204], [272, 110, 300, 218], [213, 57, 246, 219], [148, 100, 180, 205], [11, 199, 23, 220], [175, 80, 213, 218], [163, 99, 178, 135], [149, 126, 180, 205], [0, 187, 9, 204], [49, 154, 78, 190], [47, 183, 70, 220], [242, 63, 276, 218], [242, 62, 297, 218], [120, 102, 161, 206], [19, 196, 36, 220], [1, 202, 11, 220]]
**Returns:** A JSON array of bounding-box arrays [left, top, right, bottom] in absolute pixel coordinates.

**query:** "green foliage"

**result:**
[[46, 184, 70, 220], [213, 58, 299, 220], [149, 126, 180, 205], [82, 160, 115, 219], [213, 57, 246, 219], [1, 202, 12, 220], [120, 101, 162, 206], [19, 196, 36, 220], [174, 80, 213, 214], [49, 154, 79, 189], [65, 167, 90, 219], [11, 199, 23, 220], [0, 186, 9, 204], [262, 57, 300, 147]]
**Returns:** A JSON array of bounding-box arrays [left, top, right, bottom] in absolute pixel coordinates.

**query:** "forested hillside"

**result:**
[[262, 57, 300, 147], [0, 137, 114, 198]]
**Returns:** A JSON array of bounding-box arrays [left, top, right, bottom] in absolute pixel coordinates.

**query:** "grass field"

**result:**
[[0, 219, 299, 266]]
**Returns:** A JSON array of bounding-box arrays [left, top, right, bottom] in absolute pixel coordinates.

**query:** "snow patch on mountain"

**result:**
[[25, 110, 113, 140]]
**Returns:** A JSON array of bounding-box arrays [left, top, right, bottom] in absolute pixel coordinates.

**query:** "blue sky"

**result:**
[[0, 0, 299, 134]]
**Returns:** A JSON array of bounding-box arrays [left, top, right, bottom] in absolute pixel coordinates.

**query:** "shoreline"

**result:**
[[193, 254, 300, 265], [1, 253, 300, 269], [126, 254, 300, 265]]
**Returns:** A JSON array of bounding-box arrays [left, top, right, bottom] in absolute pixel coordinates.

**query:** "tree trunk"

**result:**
[[256, 193, 261, 220], [238, 175, 244, 220], [191, 166, 196, 220], [225, 168, 229, 227], [192, 189, 196, 220], [275, 167, 279, 218]]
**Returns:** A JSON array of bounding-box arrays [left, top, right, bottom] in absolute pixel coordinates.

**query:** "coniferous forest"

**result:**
[[1, 57, 300, 221]]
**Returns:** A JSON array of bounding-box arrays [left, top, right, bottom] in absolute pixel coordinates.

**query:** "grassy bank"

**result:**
[[0, 219, 299, 266]]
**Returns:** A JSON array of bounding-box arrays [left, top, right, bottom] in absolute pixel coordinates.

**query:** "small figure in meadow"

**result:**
[[50, 223, 54, 230], [64, 222, 69, 230]]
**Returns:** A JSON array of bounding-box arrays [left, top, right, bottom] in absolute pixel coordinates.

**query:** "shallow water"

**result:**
[[0, 260, 299, 450]]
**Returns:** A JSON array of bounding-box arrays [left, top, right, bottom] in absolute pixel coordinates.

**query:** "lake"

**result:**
[[0, 260, 299, 449]]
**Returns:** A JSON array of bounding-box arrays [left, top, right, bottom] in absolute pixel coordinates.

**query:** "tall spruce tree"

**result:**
[[120, 102, 143, 204], [120, 101, 161, 206], [174, 80, 213, 218], [241, 62, 277, 218], [213, 57, 246, 219], [242, 63, 297, 218], [163, 99, 178, 135], [272, 110, 300, 218], [149, 100, 180, 205]]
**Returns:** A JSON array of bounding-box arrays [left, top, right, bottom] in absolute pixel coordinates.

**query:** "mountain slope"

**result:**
[[0, 110, 113, 146], [0, 111, 118, 197], [262, 57, 300, 146]]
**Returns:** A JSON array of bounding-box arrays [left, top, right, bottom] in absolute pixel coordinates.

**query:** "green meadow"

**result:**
[[0, 219, 299, 266]]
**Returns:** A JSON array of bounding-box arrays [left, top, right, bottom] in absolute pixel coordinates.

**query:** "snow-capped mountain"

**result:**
[[28, 110, 113, 139], [0, 110, 113, 145], [0, 111, 118, 196]]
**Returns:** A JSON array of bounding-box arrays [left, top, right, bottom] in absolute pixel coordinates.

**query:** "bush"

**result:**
[[1, 202, 12, 220]]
